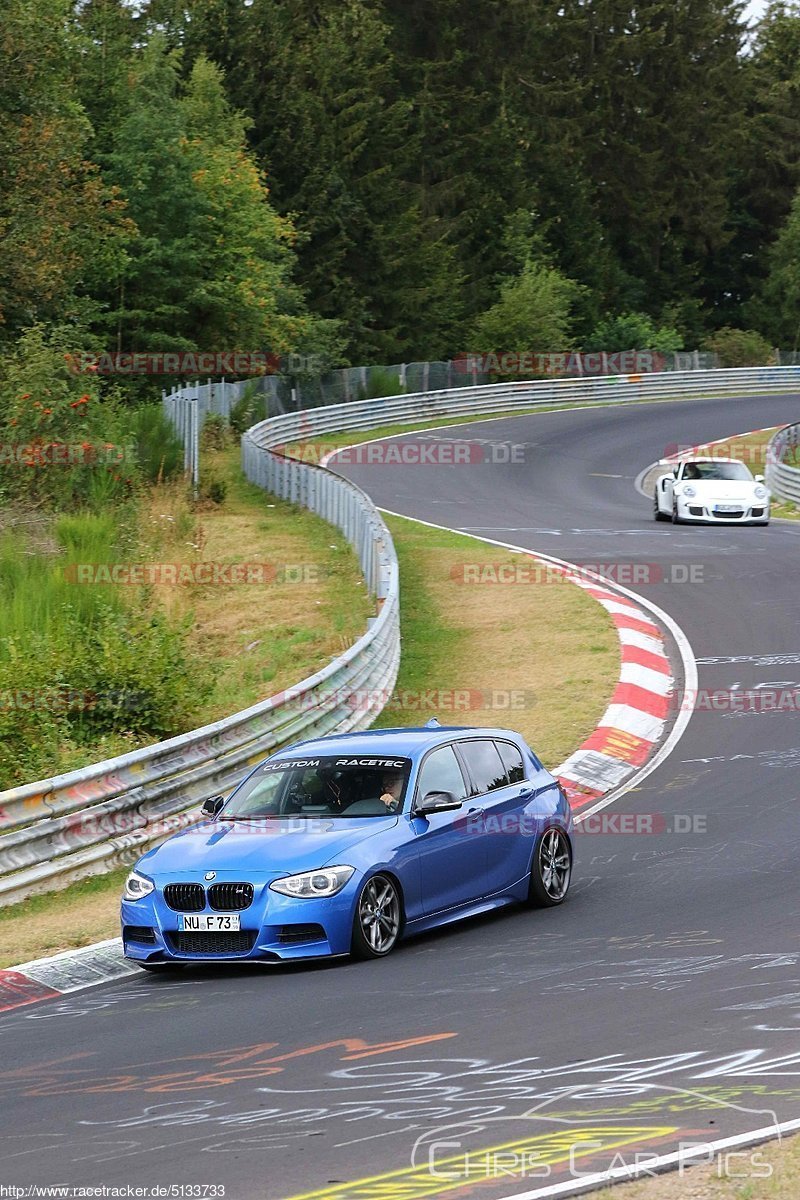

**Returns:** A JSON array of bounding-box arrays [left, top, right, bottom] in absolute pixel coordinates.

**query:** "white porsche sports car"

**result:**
[[654, 456, 770, 525]]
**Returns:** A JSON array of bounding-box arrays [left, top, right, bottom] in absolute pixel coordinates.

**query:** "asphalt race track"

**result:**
[[4, 392, 800, 1200]]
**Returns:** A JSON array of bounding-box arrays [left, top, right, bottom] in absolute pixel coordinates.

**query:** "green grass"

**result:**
[[0, 446, 372, 788], [0, 515, 124, 643], [595, 1128, 800, 1198], [375, 513, 619, 770], [166, 446, 372, 723], [0, 866, 129, 968]]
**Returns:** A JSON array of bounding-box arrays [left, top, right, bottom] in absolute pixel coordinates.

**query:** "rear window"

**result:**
[[497, 740, 526, 784], [459, 740, 508, 795]]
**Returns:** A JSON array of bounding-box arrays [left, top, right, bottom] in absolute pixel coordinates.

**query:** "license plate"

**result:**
[[714, 505, 740, 513], [179, 914, 240, 932]]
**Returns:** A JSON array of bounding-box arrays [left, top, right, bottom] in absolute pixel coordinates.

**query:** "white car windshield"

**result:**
[[681, 462, 752, 482]]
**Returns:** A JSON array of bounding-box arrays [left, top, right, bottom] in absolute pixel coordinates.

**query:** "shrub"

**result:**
[[200, 412, 231, 450], [66, 607, 212, 740], [357, 368, 406, 401], [0, 325, 134, 510], [198, 475, 227, 505], [584, 311, 684, 354], [130, 404, 185, 483], [703, 327, 776, 367], [230, 381, 268, 435], [470, 261, 584, 356], [0, 527, 212, 786]]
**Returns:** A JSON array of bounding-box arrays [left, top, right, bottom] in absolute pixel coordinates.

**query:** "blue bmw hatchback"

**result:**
[[121, 724, 574, 968]]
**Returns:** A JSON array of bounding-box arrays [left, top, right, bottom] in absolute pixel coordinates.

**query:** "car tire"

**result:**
[[671, 501, 681, 524], [351, 873, 402, 959], [527, 828, 572, 907], [654, 494, 669, 521]]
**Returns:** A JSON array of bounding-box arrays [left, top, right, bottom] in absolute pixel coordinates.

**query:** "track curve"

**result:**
[[3, 392, 800, 1199]]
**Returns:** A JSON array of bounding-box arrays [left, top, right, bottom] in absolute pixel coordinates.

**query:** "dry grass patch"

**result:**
[[378, 515, 619, 769], [595, 1131, 800, 1199], [0, 868, 127, 968], [139, 447, 372, 720]]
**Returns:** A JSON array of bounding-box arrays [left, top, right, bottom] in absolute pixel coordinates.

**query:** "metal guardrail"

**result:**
[[0, 425, 399, 905], [3, 365, 800, 906], [766, 423, 800, 506], [244, 366, 800, 446]]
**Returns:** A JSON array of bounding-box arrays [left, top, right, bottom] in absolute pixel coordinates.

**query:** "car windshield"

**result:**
[[682, 462, 752, 481], [220, 755, 412, 819]]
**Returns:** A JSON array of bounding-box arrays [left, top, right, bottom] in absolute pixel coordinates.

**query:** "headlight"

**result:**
[[269, 865, 354, 898], [123, 870, 154, 901], [681, 485, 696, 498], [754, 485, 768, 500]]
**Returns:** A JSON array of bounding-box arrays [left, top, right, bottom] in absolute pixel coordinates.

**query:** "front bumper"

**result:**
[[676, 499, 769, 524], [121, 876, 360, 964]]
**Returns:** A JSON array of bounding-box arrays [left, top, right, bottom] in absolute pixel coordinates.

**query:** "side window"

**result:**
[[497, 740, 526, 784], [459, 740, 508, 795], [415, 746, 468, 804]]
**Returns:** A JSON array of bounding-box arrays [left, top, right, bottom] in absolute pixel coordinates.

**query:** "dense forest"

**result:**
[[2, 0, 800, 372]]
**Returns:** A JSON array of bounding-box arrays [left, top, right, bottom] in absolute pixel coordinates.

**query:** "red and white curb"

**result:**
[[553, 571, 673, 811], [0, 513, 695, 1014], [0, 938, 133, 1013], [366, 510, 692, 825]]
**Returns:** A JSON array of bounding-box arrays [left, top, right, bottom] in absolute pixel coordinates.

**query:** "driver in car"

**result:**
[[379, 770, 404, 812]]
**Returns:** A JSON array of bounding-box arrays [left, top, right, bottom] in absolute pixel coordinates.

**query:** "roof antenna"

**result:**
[[425, 717, 441, 728]]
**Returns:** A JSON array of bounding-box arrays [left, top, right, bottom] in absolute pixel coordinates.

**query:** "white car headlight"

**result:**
[[754, 485, 768, 501], [270, 865, 354, 898], [123, 870, 154, 901], [681, 485, 696, 498]]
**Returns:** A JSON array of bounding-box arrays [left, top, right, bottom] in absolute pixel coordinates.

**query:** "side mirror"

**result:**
[[202, 795, 224, 817], [755, 474, 765, 483], [414, 790, 463, 816]]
